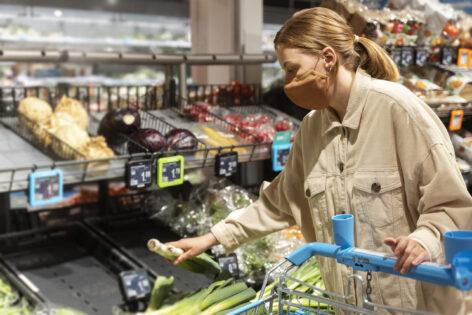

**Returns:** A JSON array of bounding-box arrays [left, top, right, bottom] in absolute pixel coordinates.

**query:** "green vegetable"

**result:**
[[201, 287, 256, 315], [200, 281, 247, 310], [147, 239, 221, 277], [146, 276, 174, 312], [150, 279, 231, 315], [0, 277, 33, 315]]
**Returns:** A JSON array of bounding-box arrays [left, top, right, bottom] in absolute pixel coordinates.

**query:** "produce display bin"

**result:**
[[0, 221, 146, 314], [0, 258, 48, 312], [85, 211, 214, 294]]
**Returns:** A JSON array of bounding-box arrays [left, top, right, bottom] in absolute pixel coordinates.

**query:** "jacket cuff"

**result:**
[[211, 221, 238, 253], [408, 227, 442, 262]]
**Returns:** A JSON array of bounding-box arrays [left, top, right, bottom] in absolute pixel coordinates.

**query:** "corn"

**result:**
[[147, 239, 221, 277]]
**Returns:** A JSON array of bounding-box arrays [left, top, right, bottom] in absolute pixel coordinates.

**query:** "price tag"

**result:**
[[442, 47, 456, 65], [215, 152, 238, 177], [415, 48, 429, 67], [401, 47, 415, 68], [457, 48, 470, 68], [272, 131, 292, 172], [119, 270, 151, 302], [28, 169, 64, 207], [126, 160, 152, 189], [390, 48, 402, 67], [218, 254, 240, 279], [157, 155, 184, 188], [449, 109, 464, 131]]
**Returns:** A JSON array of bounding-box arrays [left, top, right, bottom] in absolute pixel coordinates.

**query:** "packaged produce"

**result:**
[[222, 112, 293, 143], [183, 103, 215, 123], [128, 128, 167, 154], [451, 133, 472, 164], [98, 108, 141, 146], [147, 239, 221, 277]]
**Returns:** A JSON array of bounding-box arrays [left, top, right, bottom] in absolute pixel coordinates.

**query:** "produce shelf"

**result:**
[[0, 222, 145, 314], [0, 85, 274, 193], [85, 212, 214, 294]]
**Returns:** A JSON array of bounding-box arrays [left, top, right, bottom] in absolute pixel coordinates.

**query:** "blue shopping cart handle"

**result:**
[[226, 300, 265, 315], [284, 214, 472, 291], [286, 242, 340, 266]]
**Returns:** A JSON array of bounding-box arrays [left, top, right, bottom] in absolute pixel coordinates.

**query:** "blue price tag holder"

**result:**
[[28, 169, 64, 207], [272, 131, 292, 172], [157, 155, 184, 188]]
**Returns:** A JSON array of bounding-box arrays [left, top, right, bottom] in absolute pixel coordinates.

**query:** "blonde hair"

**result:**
[[274, 7, 399, 82]]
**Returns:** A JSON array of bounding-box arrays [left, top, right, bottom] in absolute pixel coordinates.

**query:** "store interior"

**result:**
[[0, 0, 471, 314]]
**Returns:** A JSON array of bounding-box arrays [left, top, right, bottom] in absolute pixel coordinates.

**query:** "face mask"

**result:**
[[283, 59, 330, 110]]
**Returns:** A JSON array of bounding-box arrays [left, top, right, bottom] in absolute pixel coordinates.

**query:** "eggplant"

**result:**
[[98, 108, 141, 146], [166, 128, 198, 151], [128, 128, 167, 154]]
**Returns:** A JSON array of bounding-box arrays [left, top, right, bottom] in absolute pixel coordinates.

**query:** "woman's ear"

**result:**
[[321, 47, 337, 72]]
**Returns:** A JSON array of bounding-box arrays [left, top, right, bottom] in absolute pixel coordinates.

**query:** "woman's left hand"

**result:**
[[384, 236, 430, 274]]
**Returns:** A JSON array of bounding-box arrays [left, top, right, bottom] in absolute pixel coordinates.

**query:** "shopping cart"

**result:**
[[229, 214, 472, 315]]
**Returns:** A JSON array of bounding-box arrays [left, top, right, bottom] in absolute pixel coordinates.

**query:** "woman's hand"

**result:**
[[384, 236, 430, 274], [166, 233, 219, 265]]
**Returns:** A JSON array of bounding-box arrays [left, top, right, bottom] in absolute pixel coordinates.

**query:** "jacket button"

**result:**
[[371, 182, 381, 193], [339, 162, 344, 173], [305, 188, 311, 197]]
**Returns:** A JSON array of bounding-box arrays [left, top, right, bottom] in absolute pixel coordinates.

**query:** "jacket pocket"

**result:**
[[304, 175, 329, 240], [352, 171, 404, 228]]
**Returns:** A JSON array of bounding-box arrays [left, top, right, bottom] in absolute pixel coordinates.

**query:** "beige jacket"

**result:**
[[211, 69, 472, 314]]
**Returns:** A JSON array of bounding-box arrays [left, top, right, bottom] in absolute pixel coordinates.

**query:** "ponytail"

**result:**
[[274, 7, 400, 82], [357, 37, 399, 82]]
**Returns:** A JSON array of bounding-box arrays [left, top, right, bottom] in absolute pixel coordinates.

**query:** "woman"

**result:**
[[168, 7, 472, 314]]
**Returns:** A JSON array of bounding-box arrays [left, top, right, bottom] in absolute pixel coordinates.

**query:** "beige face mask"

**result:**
[[283, 58, 330, 110]]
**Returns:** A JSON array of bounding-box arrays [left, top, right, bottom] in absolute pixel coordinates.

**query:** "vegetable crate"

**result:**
[[0, 221, 149, 314], [231, 260, 431, 315]]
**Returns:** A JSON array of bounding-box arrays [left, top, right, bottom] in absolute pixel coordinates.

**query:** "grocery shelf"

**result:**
[[0, 222, 145, 314], [0, 85, 275, 193], [0, 49, 277, 65], [85, 212, 214, 294]]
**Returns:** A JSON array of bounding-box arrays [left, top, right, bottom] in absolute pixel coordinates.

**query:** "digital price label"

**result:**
[[215, 152, 238, 177], [157, 155, 184, 188], [390, 48, 402, 67], [218, 254, 240, 279], [442, 47, 456, 65], [272, 131, 292, 172], [401, 47, 415, 68], [126, 160, 152, 189], [449, 109, 464, 132], [457, 48, 470, 68], [28, 169, 64, 207], [119, 270, 151, 302], [415, 48, 429, 67]]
